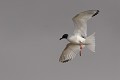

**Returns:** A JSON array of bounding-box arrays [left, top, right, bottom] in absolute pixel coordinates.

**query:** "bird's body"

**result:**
[[59, 10, 99, 63], [67, 34, 86, 45]]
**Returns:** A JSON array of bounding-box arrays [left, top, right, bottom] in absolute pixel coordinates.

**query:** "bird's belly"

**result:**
[[68, 36, 86, 45], [68, 39, 81, 44]]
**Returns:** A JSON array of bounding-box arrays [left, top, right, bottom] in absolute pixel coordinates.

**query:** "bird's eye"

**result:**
[[81, 35, 85, 38]]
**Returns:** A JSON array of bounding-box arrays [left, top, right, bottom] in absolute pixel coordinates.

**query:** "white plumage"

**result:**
[[59, 10, 99, 63], [59, 43, 80, 63]]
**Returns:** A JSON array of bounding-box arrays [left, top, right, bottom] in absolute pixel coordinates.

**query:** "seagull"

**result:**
[[59, 10, 99, 63]]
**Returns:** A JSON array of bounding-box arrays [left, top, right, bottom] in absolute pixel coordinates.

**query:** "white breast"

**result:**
[[67, 35, 85, 44]]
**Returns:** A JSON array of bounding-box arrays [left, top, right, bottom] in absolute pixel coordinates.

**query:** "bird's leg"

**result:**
[[80, 43, 82, 56]]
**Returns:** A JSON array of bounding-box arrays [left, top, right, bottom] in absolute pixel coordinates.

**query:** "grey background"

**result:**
[[0, 0, 120, 80]]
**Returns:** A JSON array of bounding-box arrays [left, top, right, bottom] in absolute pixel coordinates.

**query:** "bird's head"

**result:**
[[59, 34, 68, 40]]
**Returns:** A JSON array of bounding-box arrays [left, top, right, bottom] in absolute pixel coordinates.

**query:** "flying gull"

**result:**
[[59, 10, 99, 63]]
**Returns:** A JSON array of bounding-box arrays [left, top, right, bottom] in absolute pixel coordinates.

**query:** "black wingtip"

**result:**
[[60, 59, 71, 63], [92, 10, 99, 17]]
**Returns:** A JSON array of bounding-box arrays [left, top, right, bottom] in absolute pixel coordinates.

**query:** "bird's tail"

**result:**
[[85, 32, 95, 52]]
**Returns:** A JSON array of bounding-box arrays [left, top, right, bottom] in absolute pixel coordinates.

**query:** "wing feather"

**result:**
[[59, 43, 80, 63], [72, 10, 99, 38]]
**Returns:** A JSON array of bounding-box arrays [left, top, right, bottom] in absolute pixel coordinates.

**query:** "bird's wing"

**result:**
[[72, 10, 99, 38], [59, 43, 80, 63]]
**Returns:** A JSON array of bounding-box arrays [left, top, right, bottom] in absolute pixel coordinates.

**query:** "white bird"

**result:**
[[59, 10, 99, 63]]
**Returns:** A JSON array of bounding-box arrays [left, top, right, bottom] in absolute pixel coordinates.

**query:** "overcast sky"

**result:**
[[0, 0, 120, 80]]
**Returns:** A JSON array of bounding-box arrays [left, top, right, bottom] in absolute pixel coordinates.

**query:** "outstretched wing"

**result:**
[[72, 10, 99, 38], [59, 43, 80, 63]]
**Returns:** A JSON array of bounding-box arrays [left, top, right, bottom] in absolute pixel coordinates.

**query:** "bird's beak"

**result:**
[[59, 38, 63, 40]]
